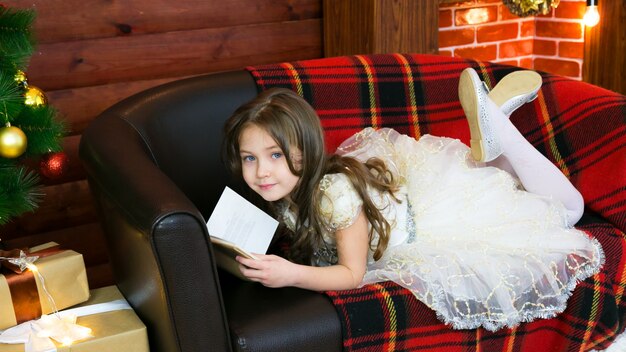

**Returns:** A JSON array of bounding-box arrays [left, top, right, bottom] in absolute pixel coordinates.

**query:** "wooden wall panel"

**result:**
[[30, 19, 321, 91], [323, 0, 440, 57], [2, 180, 98, 237], [2, 0, 323, 289], [4, 223, 107, 266], [583, 1, 625, 95], [12, 0, 320, 43], [47, 77, 183, 135], [3, 223, 110, 289]]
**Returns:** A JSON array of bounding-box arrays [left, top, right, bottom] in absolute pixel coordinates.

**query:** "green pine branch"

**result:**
[[15, 104, 66, 155], [0, 166, 42, 226], [0, 6, 67, 225], [0, 7, 35, 71], [0, 155, 15, 168], [0, 70, 25, 124]]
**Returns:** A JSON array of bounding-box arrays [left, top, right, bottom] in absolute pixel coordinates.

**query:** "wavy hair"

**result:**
[[222, 88, 398, 264]]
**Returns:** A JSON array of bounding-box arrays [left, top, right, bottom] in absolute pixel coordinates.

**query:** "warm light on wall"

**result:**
[[463, 8, 489, 25], [583, 0, 600, 27]]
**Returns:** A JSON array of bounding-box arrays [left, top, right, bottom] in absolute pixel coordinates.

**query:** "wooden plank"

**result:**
[[323, 0, 439, 57], [86, 262, 115, 290], [27, 19, 322, 91], [378, 0, 440, 55], [0, 179, 99, 238], [323, 0, 377, 56], [48, 76, 188, 135], [3, 222, 109, 267], [6, 0, 320, 44], [25, 77, 203, 187], [583, 1, 625, 95], [2, 223, 115, 288]]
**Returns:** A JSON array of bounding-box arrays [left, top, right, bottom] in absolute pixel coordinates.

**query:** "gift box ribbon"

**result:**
[[0, 297, 132, 352], [0, 246, 64, 325]]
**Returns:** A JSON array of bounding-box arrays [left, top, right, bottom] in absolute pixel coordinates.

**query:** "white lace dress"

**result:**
[[280, 127, 604, 332]]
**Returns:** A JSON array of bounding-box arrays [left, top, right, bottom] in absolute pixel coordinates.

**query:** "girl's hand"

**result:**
[[234, 211, 370, 291], [236, 254, 298, 288]]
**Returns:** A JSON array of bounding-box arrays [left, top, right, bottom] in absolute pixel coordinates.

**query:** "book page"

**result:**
[[207, 187, 278, 256]]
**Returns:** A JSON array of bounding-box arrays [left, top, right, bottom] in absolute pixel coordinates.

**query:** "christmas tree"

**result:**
[[0, 6, 65, 226]]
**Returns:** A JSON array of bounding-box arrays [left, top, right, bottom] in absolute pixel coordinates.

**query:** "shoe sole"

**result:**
[[488, 70, 542, 108], [458, 68, 485, 162]]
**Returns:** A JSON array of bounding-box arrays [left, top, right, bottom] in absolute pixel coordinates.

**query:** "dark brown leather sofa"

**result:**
[[80, 54, 626, 352], [79, 70, 342, 352]]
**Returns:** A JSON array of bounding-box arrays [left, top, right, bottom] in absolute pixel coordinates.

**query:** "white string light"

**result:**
[[583, 0, 600, 27], [1, 250, 92, 349]]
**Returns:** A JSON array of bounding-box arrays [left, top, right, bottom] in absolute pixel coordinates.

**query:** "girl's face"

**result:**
[[239, 124, 300, 202]]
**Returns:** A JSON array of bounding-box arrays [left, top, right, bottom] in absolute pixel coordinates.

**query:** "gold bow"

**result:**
[[503, 0, 561, 17]]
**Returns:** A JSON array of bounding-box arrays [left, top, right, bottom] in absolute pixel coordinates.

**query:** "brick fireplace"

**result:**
[[439, 0, 587, 80]]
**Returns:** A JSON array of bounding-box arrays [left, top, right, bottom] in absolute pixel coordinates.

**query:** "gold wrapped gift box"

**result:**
[[0, 242, 90, 330], [0, 285, 149, 352]]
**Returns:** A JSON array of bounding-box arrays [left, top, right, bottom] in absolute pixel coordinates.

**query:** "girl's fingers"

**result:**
[[236, 255, 284, 285], [237, 258, 270, 277], [236, 256, 260, 268], [237, 254, 275, 267], [239, 264, 261, 280]]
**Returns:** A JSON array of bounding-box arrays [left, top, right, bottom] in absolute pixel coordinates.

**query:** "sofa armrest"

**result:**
[[80, 111, 231, 352], [222, 276, 343, 351]]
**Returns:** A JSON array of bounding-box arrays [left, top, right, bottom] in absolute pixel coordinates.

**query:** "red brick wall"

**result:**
[[439, 0, 586, 79]]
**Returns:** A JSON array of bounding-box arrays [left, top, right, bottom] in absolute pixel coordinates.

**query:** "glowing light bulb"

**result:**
[[583, 5, 600, 27], [26, 263, 38, 272], [463, 8, 489, 25], [62, 337, 74, 346]]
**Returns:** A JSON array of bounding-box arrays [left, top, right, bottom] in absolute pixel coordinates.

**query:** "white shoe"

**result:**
[[488, 70, 542, 117], [459, 68, 503, 162]]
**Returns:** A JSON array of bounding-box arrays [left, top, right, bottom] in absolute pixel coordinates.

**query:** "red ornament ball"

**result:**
[[40, 152, 69, 179]]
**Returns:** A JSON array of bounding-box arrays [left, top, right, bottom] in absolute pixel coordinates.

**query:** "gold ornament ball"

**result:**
[[24, 86, 47, 107], [0, 126, 28, 158], [14, 70, 28, 86]]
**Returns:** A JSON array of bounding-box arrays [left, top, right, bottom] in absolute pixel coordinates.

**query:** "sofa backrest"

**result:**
[[248, 53, 626, 233], [110, 71, 258, 216]]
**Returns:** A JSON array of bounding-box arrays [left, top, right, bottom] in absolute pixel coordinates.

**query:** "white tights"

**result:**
[[486, 99, 584, 226]]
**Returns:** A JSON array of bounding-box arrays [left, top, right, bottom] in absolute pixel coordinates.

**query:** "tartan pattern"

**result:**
[[247, 53, 626, 351]]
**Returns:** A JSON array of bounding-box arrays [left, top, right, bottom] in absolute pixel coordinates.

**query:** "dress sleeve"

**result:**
[[319, 173, 363, 232]]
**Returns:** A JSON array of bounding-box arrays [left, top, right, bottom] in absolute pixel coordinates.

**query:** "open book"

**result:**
[[207, 187, 278, 280]]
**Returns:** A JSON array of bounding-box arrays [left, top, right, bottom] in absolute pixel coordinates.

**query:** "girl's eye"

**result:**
[[242, 155, 255, 162], [271, 152, 283, 159]]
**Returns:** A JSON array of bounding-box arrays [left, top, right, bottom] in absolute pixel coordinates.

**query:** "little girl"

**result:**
[[222, 68, 604, 332]]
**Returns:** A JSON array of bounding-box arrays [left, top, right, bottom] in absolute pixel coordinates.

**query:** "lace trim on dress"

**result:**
[[427, 237, 606, 331], [406, 200, 416, 244]]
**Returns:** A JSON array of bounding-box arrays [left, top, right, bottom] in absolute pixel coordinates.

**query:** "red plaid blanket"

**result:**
[[247, 53, 626, 351]]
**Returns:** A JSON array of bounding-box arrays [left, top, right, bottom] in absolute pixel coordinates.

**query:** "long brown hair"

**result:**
[[223, 88, 398, 264]]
